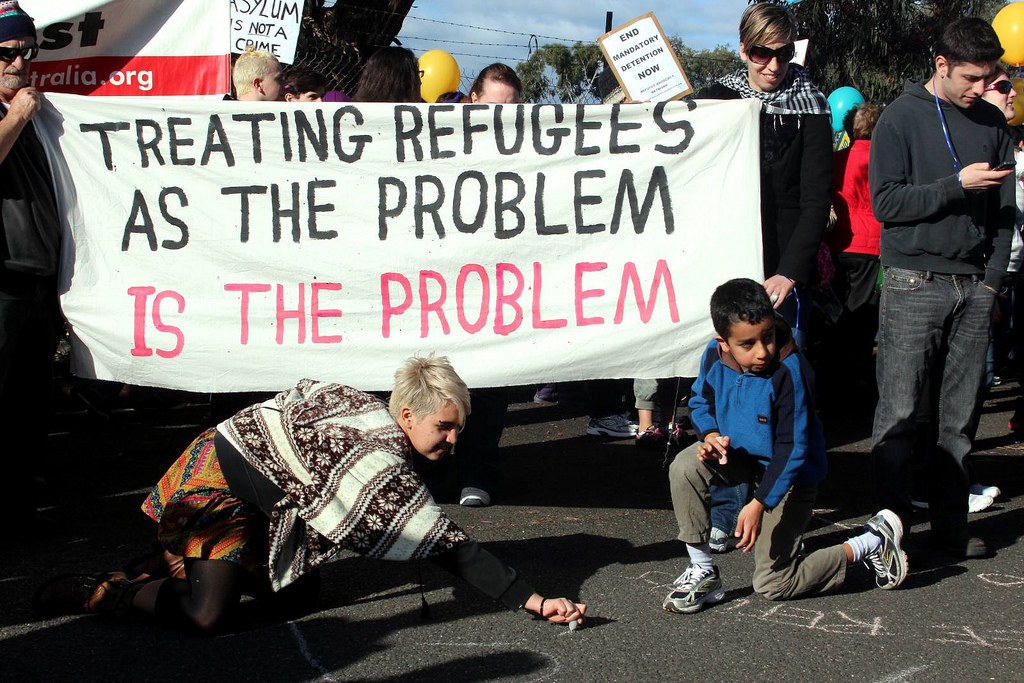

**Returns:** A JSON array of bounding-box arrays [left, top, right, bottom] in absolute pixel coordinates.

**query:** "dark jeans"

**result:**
[[415, 386, 509, 496], [871, 267, 994, 537], [0, 269, 61, 515], [709, 480, 750, 533], [455, 386, 509, 492]]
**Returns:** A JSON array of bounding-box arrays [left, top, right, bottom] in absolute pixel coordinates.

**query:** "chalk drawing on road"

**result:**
[[931, 625, 1024, 651], [417, 640, 563, 681], [871, 663, 933, 683], [812, 508, 859, 530], [723, 599, 885, 637], [623, 571, 886, 637], [977, 572, 1024, 587], [289, 621, 336, 682], [624, 569, 678, 594]]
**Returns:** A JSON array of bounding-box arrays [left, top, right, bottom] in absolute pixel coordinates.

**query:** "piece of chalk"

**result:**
[[568, 620, 579, 632]]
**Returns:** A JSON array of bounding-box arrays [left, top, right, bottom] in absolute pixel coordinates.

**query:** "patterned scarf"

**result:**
[[218, 380, 469, 590], [718, 64, 830, 116]]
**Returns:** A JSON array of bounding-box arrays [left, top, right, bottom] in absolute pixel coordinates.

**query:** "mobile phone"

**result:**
[[993, 161, 1016, 171]]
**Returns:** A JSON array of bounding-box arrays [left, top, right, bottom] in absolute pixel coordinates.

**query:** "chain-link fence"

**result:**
[[292, 34, 364, 95], [288, 12, 742, 103]]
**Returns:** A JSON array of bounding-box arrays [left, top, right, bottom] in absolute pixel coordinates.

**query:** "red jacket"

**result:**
[[828, 140, 880, 256]]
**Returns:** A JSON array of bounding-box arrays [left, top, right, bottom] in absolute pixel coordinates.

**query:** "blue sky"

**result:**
[[393, 1, 750, 81]]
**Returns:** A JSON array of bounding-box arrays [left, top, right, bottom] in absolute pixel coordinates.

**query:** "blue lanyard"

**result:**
[[932, 77, 962, 182]]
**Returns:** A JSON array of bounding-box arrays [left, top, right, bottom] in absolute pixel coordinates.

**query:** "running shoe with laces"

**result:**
[[635, 425, 668, 450], [667, 419, 690, 447], [587, 414, 638, 438], [662, 565, 724, 614], [862, 509, 908, 590]]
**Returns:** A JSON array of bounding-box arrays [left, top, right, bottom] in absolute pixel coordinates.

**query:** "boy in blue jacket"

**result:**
[[663, 279, 908, 614]]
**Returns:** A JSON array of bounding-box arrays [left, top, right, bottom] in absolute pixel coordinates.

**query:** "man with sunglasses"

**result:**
[[869, 18, 1015, 560], [0, 1, 61, 537]]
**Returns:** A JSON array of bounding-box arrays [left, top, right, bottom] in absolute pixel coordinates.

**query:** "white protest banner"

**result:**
[[22, 0, 229, 96], [231, 0, 306, 64], [598, 13, 693, 103], [36, 96, 763, 392]]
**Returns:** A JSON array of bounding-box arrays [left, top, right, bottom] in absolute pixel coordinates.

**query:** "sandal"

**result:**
[[123, 549, 185, 581], [33, 572, 141, 617]]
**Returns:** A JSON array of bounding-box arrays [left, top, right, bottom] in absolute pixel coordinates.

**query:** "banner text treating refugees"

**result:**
[[37, 96, 764, 390]]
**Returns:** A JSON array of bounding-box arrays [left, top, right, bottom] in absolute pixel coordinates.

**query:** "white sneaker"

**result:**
[[586, 414, 638, 438], [662, 565, 724, 614], [970, 484, 1001, 500], [460, 487, 491, 507], [968, 493, 994, 513]]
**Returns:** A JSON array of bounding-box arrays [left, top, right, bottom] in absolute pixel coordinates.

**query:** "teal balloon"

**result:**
[[827, 86, 865, 133]]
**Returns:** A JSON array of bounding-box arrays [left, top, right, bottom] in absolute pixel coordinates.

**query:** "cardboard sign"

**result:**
[[598, 13, 693, 103], [230, 0, 306, 64], [23, 0, 230, 97], [35, 96, 763, 392]]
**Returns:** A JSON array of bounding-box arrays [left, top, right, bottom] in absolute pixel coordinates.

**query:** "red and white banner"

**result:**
[[22, 0, 230, 97]]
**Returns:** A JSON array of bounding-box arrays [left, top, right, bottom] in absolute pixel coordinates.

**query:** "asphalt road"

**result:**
[[2, 383, 1022, 682]]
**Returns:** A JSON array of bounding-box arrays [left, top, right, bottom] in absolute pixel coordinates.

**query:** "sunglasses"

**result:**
[[0, 45, 38, 62], [985, 80, 1013, 94], [747, 42, 796, 66]]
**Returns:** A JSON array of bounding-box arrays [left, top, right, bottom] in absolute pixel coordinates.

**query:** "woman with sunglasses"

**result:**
[[698, 3, 831, 338], [695, 3, 832, 551], [982, 69, 1017, 123]]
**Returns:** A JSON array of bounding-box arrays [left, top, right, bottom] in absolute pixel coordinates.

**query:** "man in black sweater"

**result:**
[[0, 2, 61, 534], [869, 18, 1014, 559]]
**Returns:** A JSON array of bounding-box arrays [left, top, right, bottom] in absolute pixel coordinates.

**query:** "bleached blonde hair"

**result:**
[[389, 354, 471, 426], [232, 47, 280, 97]]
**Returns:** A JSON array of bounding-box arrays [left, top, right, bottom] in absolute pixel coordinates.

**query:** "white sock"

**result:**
[[686, 543, 714, 570], [846, 529, 882, 563]]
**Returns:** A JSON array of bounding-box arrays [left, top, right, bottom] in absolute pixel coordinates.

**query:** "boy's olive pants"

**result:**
[[669, 443, 848, 600]]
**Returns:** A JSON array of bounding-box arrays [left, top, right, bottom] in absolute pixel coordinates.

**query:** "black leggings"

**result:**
[[154, 559, 247, 633], [154, 559, 322, 633]]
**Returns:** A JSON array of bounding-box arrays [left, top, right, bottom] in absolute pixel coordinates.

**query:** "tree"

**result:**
[[668, 42, 746, 94], [771, 0, 1010, 104], [296, 1, 415, 92], [517, 41, 743, 104], [517, 42, 605, 103]]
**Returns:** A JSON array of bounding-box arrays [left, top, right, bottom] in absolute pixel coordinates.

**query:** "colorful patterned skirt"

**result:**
[[142, 428, 268, 577]]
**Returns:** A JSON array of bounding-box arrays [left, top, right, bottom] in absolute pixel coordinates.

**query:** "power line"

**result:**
[[328, 3, 589, 44], [403, 14, 588, 44]]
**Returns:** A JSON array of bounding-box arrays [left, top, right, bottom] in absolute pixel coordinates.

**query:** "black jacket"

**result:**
[[698, 82, 833, 285], [868, 79, 1014, 287], [0, 108, 59, 276]]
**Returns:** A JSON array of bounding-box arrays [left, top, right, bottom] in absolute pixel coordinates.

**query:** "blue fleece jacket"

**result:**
[[688, 336, 826, 509]]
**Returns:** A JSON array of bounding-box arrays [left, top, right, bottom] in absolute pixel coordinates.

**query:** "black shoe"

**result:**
[[931, 535, 989, 559]]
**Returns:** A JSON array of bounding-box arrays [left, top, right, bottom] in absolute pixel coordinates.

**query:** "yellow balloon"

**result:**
[[994, 2, 1024, 66], [418, 50, 460, 103], [1012, 78, 1024, 125]]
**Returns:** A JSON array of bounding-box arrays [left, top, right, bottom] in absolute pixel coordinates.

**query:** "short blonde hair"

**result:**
[[233, 48, 280, 97], [389, 355, 471, 427], [739, 3, 795, 48]]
